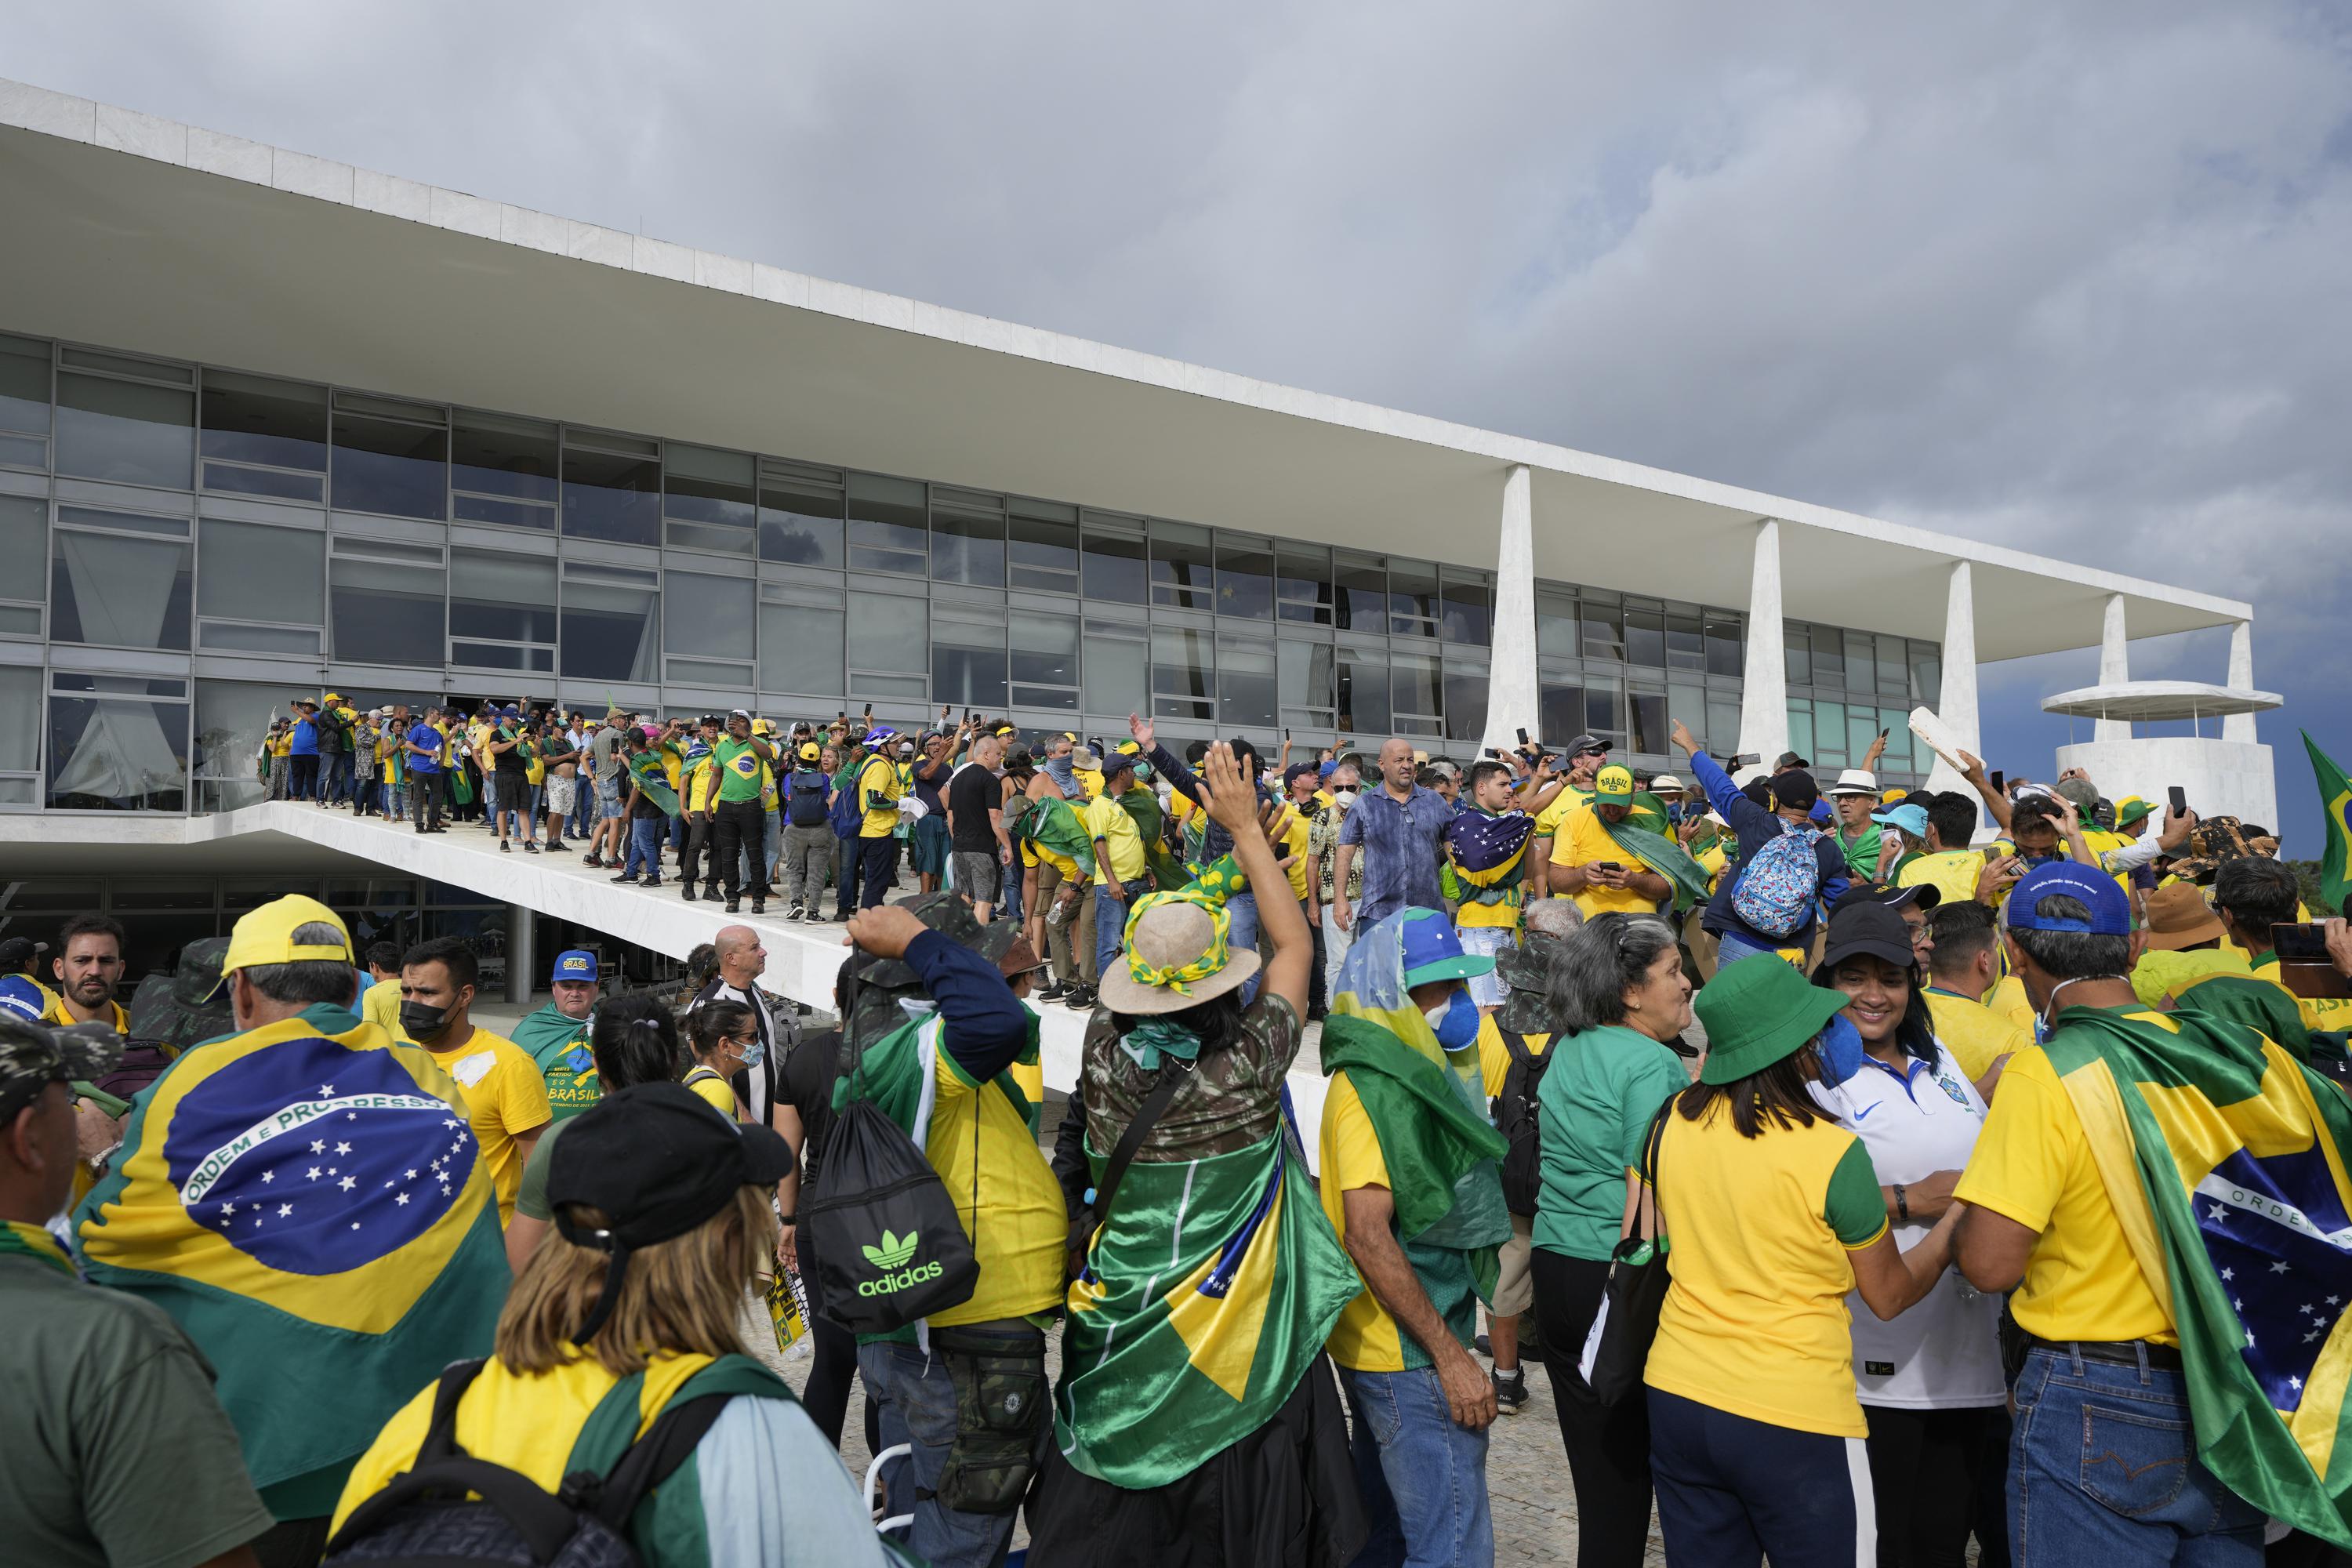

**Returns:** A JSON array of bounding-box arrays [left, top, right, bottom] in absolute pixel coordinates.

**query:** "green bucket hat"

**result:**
[[1692, 956, 1849, 1086]]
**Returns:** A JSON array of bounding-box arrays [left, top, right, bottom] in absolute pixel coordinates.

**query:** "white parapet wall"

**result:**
[[2053, 737, 2281, 840]]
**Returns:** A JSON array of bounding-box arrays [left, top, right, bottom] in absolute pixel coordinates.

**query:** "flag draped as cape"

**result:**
[[1593, 810, 1714, 913], [2041, 1004, 2352, 1548]]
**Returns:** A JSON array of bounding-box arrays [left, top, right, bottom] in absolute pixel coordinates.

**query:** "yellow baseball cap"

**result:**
[[1594, 764, 1635, 803], [1879, 786, 1910, 804], [220, 895, 354, 980], [799, 742, 822, 762]]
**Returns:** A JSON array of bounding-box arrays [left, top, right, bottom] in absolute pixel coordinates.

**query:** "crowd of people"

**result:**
[[11, 703, 2352, 1568]]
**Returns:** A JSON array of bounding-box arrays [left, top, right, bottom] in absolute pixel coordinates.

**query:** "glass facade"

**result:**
[[0, 327, 1936, 812]]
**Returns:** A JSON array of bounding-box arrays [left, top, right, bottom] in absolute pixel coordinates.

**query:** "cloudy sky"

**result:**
[[8, 2, 2347, 851]]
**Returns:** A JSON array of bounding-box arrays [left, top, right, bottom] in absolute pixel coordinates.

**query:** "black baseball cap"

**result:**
[[0, 936, 47, 969], [1818, 902, 1919, 973], [1769, 768, 1821, 813], [1566, 733, 1608, 757], [549, 1083, 796, 1338]]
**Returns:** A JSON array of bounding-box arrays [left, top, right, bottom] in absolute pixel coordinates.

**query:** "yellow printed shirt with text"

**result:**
[[1898, 848, 1988, 908], [2248, 951, 2352, 1036], [1552, 805, 1659, 920]]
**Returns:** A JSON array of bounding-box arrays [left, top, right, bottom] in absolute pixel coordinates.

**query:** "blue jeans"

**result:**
[[1000, 854, 1024, 924], [857, 1338, 1019, 1568], [619, 816, 662, 880], [1225, 890, 1261, 1005], [1336, 1363, 1491, 1568], [1713, 927, 1794, 967], [1647, 1386, 1871, 1568], [2009, 1347, 2263, 1566], [1094, 879, 1149, 979]]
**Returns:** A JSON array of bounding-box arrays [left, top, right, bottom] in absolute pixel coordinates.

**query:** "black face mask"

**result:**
[[400, 999, 459, 1046]]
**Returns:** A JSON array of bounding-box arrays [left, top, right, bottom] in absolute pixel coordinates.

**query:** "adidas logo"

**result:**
[[862, 1229, 918, 1270]]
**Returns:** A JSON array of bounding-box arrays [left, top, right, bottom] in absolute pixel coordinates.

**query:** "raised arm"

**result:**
[[1958, 752, 2012, 833], [1201, 742, 1310, 1018]]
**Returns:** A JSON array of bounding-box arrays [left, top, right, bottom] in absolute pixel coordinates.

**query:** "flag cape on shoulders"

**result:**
[[625, 748, 680, 817], [2173, 974, 2349, 1068], [1593, 811, 1714, 914], [2306, 731, 2351, 917], [1008, 793, 1096, 877], [834, 1009, 1044, 1141], [75, 1011, 511, 1491], [1444, 807, 1534, 910], [1116, 786, 1190, 890], [510, 1000, 593, 1072], [1058, 1119, 1359, 1487], [2040, 1004, 2352, 1549]]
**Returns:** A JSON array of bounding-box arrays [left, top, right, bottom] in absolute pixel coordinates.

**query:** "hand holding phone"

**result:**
[[1989, 770, 2005, 795], [2168, 786, 2187, 816]]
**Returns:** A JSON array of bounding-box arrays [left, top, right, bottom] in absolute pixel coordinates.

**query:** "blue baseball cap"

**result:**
[[2004, 862, 2132, 935], [551, 949, 598, 983], [1870, 802, 1929, 839], [1397, 907, 1495, 988]]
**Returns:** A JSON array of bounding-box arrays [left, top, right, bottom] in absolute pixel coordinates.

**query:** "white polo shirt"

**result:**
[[1812, 1039, 2005, 1410]]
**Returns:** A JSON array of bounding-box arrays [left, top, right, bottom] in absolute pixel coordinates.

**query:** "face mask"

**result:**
[[736, 1038, 766, 1068], [1813, 1012, 1867, 1087], [1332, 788, 1357, 806], [400, 999, 459, 1047], [1132, 761, 1153, 782], [1423, 989, 1481, 1051]]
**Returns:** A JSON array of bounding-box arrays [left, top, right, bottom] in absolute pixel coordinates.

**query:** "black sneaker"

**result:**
[[1493, 1366, 1526, 1414], [681, 885, 698, 902], [703, 884, 722, 902], [788, 906, 806, 923], [724, 898, 742, 914], [750, 902, 766, 916], [1475, 1331, 1493, 1358], [1037, 982, 1069, 1002], [610, 873, 640, 884], [1063, 985, 1096, 1010]]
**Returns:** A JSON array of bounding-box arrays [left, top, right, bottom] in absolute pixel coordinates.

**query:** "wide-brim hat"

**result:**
[[2115, 796, 2154, 829], [1097, 898, 1261, 1016], [1693, 955, 1849, 1085], [2141, 884, 2227, 950]]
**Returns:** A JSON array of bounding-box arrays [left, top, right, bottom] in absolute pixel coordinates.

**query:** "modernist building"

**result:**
[[0, 78, 2270, 993]]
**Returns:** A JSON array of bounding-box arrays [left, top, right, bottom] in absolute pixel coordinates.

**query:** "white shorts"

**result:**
[[545, 774, 576, 816], [1457, 925, 1515, 1009]]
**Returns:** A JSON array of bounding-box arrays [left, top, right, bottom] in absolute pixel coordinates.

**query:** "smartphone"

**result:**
[[1516, 727, 1530, 746], [1726, 752, 1762, 769], [1878, 727, 1889, 741], [2276, 924, 2332, 961], [1989, 770, 2005, 795], [2168, 786, 2187, 816], [1593, 861, 1624, 873], [2274, 924, 2352, 1000], [1283, 727, 1291, 739]]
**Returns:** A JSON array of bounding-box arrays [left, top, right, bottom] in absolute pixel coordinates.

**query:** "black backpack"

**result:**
[[1490, 1026, 1550, 1219], [786, 768, 831, 829], [320, 1359, 732, 1567]]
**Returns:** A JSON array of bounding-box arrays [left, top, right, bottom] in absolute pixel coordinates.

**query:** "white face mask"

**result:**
[[1332, 788, 1357, 805]]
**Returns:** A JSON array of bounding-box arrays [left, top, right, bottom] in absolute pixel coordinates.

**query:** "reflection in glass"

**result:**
[[1392, 648, 1443, 720], [760, 603, 844, 696], [332, 412, 447, 520], [451, 549, 556, 645], [56, 372, 194, 489], [562, 442, 660, 545], [1011, 612, 1080, 691], [1279, 640, 1335, 718], [201, 370, 327, 474], [1628, 688, 1666, 755], [1338, 645, 1389, 735], [1276, 546, 1331, 625], [1440, 577, 1490, 647], [0, 334, 47, 436], [560, 568, 658, 681], [1706, 615, 1743, 678], [1624, 610, 1665, 668], [1334, 554, 1385, 633], [1444, 662, 1488, 743], [1537, 589, 1578, 658], [932, 618, 1008, 710], [51, 531, 192, 650], [329, 554, 445, 668], [1084, 634, 1146, 719], [664, 444, 756, 554], [452, 413, 559, 528], [847, 590, 927, 674], [1388, 559, 1439, 636], [1214, 537, 1274, 620], [1218, 641, 1276, 729], [1908, 644, 1941, 709], [1081, 527, 1146, 603], [48, 674, 187, 812], [930, 506, 1006, 587], [662, 571, 755, 660], [1008, 510, 1078, 593], [760, 477, 845, 567], [1151, 626, 1214, 719], [1151, 522, 1214, 612], [847, 474, 926, 574], [198, 520, 324, 627]]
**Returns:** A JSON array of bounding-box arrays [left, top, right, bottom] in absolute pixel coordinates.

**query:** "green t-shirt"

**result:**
[[710, 735, 771, 804], [1837, 823, 1883, 880], [1530, 1022, 1690, 1261], [514, 1116, 572, 1224], [1, 1252, 277, 1564]]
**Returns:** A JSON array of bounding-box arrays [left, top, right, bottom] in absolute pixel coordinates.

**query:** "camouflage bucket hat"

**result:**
[[0, 1012, 124, 1120], [1494, 932, 1565, 1037], [171, 935, 231, 1008]]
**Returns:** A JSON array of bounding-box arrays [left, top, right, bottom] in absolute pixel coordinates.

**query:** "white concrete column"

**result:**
[[506, 903, 535, 1006], [1922, 561, 1980, 799], [1731, 520, 1788, 781], [1481, 464, 1541, 755], [2223, 621, 2257, 742], [2095, 593, 2130, 742]]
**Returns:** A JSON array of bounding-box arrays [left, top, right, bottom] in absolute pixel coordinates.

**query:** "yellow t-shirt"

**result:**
[[1951, 1032, 2175, 1345], [682, 1065, 739, 1120], [269, 733, 292, 758], [917, 1020, 1065, 1327], [1897, 849, 1987, 908], [1923, 986, 2031, 1080], [857, 754, 902, 839], [428, 1026, 554, 1226], [1533, 782, 1595, 840], [1552, 805, 1658, 920], [1278, 809, 1313, 903], [2131, 947, 2252, 1009], [1643, 1100, 1888, 1437], [1073, 766, 1105, 800], [1475, 1015, 1553, 1098], [1080, 793, 1149, 885], [361, 976, 405, 1041], [1694, 838, 1730, 896], [1984, 975, 2035, 1033]]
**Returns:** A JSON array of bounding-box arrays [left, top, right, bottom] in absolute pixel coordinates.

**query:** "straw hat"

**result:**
[[1097, 896, 1260, 1015]]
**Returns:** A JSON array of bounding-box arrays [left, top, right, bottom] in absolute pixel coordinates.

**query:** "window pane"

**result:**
[[562, 443, 659, 545], [1008, 514, 1077, 592], [1708, 696, 1741, 755], [332, 412, 446, 520], [1628, 688, 1666, 755], [1666, 614, 1704, 671], [1445, 663, 1488, 743], [201, 370, 327, 472], [56, 372, 194, 488], [198, 519, 323, 626], [1669, 681, 1706, 746], [1581, 601, 1624, 661], [1084, 635, 1146, 718], [0, 494, 43, 579], [1151, 626, 1214, 718], [759, 477, 844, 567], [1389, 558, 1439, 636], [1849, 710, 1882, 765], [1334, 554, 1385, 633], [49, 677, 186, 811], [1276, 546, 1331, 625], [1279, 640, 1334, 715], [1813, 699, 1848, 764], [1392, 648, 1442, 720], [0, 664, 38, 772], [560, 572, 657, 681], [1784, 626, 1811, 686], [1081, 526, 1146, 603], [1878, 708, 1912, 768], [664, 444, 754, 532], [0, 335, 47, 435], [1787, 704, 1815, 764], [1440, 578, 1490, 647], [1877, 641, 1908, 697], [662, 570, 754, 660], [1705, 614, 1743, 677], [760, 603, 844, 696], [1214, 537, 1274, 621], [1010, 611, 1080, 688], [450, 549, 555, 644], [1812, 634, 1845, 691], [1537, 589, 1578, 658], [329, 554, 445, 667], [1338, 646, 1389, 735], [1541, 681, 1584, 749], [1218, 641, 1276, 730], [847, 590, 927, 674], [1150, 522, 1213, 612], [933, 619, 1008, 710], [52, 531, 192, 649], [1909, 644, 1941, 709], [930, 506, 1006, 588], [452, 412, 559, 505], [1844, 631, 1875, 692], [1624, 610, 1665, 669], [846, 474, 925, 575], [1585, 677, 1624, 744]]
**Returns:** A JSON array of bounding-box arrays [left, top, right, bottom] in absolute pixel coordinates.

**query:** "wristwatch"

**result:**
[[1893, 1184, 1910, 1222]]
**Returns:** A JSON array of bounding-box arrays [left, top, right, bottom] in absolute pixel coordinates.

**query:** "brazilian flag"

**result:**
[[626, 747, 680, 817], [2043, 1004, 2352, 1548], [1011, 793, 1095, 878], [75, 1011, 512, 1497], [1059, 1121, 1359, 1486], [2307, 732, 2351, 917]]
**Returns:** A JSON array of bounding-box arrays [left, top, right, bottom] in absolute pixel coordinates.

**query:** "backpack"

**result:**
[[787, 768, 831, 829], [828, 763, 867, 840], [319, 1359, 734, 1568], [1490, 1027, 1550, 1219], [1730, 824, 1827, 938]]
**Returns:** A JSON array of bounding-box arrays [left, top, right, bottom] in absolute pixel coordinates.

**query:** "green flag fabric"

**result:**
[[1057, 1123, 1359, 1487], [1594, 811, 1715, 913], [2306, 731, 2351, 917], [624, 748, 679, 817], [1009, 793, 1096, 877]]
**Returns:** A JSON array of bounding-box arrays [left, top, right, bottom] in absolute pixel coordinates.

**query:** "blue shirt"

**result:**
[[404, 723, 444, 775], [1686, 752, 1849, 950], [1338, 783, 1455, 922], [289, 719, 318, 756]]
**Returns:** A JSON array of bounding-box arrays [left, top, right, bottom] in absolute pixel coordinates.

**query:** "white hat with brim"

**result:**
[[1095, 898, 1261, 1016], [1828, 768, 1879, 797]]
